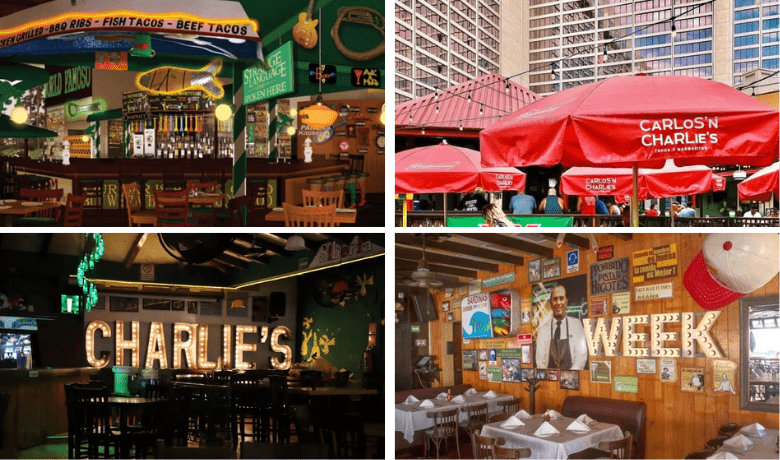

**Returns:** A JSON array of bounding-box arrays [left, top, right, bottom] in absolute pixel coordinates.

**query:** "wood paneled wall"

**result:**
[[423, 233, 779, 459]]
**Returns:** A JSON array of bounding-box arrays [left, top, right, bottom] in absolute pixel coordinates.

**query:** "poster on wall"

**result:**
[[528, 259, 541, 283], [548, 369, 560, 381], [531, 274, 588, 338], [560, 370, 580, 390], [635, 283, 673, 301], [521, 298, 532, 324], [590, 257, 630, 295], [567, 249, 579, 273], [536, 369, 547, 380], [490, 290, 520, 337], [462, 293, 492, 339], [590, 360, 612, 384], [502, 358, 521, 382], [591, 294, 608, 316], [488, 367, 502, 382], [681, 367, 705, 392], [632, 244, 678, 283], [614, 376, 638, 393], [489, 349, 497, 365], [463, 350, 478, 371], [713, 360, 737, 394], [478, 349, 489, 361], [542, 258, 561, 280], [479, 361, 487, 380], [611, 292, 631, 315], [521, 344, 532, 364], [637, 358, 657, 374], [521, 368, 534, 382], [660, 359, 676, 382]]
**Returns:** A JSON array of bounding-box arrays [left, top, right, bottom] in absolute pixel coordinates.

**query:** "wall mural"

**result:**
[[313, 272, 374, 308]]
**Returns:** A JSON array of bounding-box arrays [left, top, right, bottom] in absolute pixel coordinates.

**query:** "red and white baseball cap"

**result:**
[[684, 233, 778, 310]]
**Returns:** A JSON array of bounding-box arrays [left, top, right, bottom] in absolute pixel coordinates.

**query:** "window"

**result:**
[[735, 21, 760, 34], [734, 8, 759, 21], [762, 58, 780, 68], [735, 0, 756, 6], [740, 296, 780, 413], [734, 48, 760, 59], [735, 34, 760, 47], [764, 18, 779, 29], [764, 31, 780, 43], [763, 44, 780, 55]]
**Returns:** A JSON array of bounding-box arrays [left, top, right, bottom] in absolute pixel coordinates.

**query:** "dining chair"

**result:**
[[122, 182, 155, 226], [269, 375, 292, 443], [153, 188, 194, 227], [460, 402, 488, 439], [64, 383, 119, 459], [423, 408, 460, 459], [569, 431, 633, 459], [302, 189, 344, 208], [14, 187, 63, 226], [704, 435, 730, 450], [228, 194, 255, 226], [283, 203, 336, 227], [246, 180, 269, 225], [496, 398, 522, 414], [61, 194, 86, 227], [77, 178, 104, 221], [493, 444, 532, 459], [717, 423, 739, 438], [472, 432, 502, 459], [187, 180, 219, 226], [230, 373, 271, 444], [487, 413, 512, 423], [155, 439, 232, 459], [683, 448, 715, 459], [239, 441, 330, 459]]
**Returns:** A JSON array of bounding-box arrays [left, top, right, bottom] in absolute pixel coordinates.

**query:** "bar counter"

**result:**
[[15, 157, 350, 208], [0, 368, 100, 453]]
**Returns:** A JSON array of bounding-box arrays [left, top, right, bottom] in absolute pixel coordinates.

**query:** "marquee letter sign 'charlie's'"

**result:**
[[85, 321, 292, 370]]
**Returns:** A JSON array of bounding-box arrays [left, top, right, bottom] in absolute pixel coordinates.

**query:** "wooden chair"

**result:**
[[460, 402, 488, 438], [493, 444, 532, 459], [77, 178, 104, 221], [64, 383, 120, 459], [122, 182, 155, 226], [684, 448, 715, 459], [14, 187, 63, 226], [568, 431, 632, 459], [155, 439, 232, 459], [61, 193, 86, 227], [423, 408, 460, 459], [228, 194, 255, 226], [496, 398, 521, 414], [472, 432, 502, 459], [187, 180, 219, 226], [704, 435, 730, 450], [717, 423, 739, 438], [246, 180, 269, 225], [487, 413, 512, 424], [302, 189, 344, 208], [153, 189, 194, 227], [282, 203, 336, 227]]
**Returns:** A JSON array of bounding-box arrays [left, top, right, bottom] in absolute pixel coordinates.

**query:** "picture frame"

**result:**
[[442, 301, 450, 312], [521, 344, 532, 364], [447, 312, 454, 322], [521, 368, 534, 382], [171, 300, 185, 312], [536, 369, 547, 381], [478, 349, 489, 361], [560, 370, 580, 390], [143, 298, 171, 311], [109, 296, 138, 312], [528, 259, 541, 283], [590, 360, 612, 384], [542, 257, 561, 280], [548, 369, 560, 381], [636, 358, 657, 374]]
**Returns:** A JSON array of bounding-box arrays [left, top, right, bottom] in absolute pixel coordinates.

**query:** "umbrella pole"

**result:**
[[632, 163, 639, 227], [443, 193, 448, 227]]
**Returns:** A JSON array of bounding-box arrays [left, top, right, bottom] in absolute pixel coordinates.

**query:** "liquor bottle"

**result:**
[[447, 389, 452, 401]]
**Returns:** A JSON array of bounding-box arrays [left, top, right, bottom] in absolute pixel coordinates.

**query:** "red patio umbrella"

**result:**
[[480, 75, 779, 225], [738, 162, 779, 202]]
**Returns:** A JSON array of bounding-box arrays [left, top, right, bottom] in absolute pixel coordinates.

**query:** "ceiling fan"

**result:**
[[403, 236, 444, 288]]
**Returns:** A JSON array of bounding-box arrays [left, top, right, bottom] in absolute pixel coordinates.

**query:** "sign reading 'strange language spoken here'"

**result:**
[[243, 41, 294, 105]]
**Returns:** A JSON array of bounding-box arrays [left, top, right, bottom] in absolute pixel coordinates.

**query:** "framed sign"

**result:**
[[243, 41, 294, 104], [528, 259, 541, 283], [636, 358, 657, 374], [542, 258, 561, 280]]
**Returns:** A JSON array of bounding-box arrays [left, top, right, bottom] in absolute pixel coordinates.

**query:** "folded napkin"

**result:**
[[420, 399, 435, 408], [534, 421, 560, 436], [576, 414, 596, 425], [740, 423, 766, 437], [465, 388, 478, 395], [514, 409, 532, 420], [436, 392, 448, 400], [404, 395, 419, 404], [722, 434, 753, 450], [566, 420, 591, 432], [545, 409, 562, 420], [452, 395, 466, 403], [500, 416, 525, 428], [706, 452, 738, 460], [483, 390, 498, 399]]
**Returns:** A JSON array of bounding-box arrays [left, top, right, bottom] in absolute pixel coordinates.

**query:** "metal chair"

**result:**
[[77, 178, 104, 222], [227, 194, 255, 226], [64, 383, 119, 459], [246, 180, 269, 225], [269, 376, 292, 443], [423, 408, 460, 459], [717, 423, 739, 438], [231, 373, 271, 444], [283, 203, 336, 227], [493, 443, 532, 459], [61, 193, 86, 227]]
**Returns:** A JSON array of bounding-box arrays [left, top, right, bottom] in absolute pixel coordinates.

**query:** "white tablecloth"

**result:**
[[480, 414, 623, 460], [709, 428, 778, 459], [395, 391, 514, 443]]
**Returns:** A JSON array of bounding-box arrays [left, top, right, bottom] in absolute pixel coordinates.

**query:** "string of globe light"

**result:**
[[398, 0, 768, 130]]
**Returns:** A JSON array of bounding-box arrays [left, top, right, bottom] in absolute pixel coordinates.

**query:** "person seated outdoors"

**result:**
[[576, 196, 596, 215], [743, 203, 761, 218], [459, 189, 487, 212], [509, 190, 536, 214], [645, 203, 659, 216], [618, 205, 643, 227], [594, 196, 609, 215], [538, 188, 566, 214], [678, 203, 697, 218], [482, 203, 514, 227], [604, 197, 621, 215]]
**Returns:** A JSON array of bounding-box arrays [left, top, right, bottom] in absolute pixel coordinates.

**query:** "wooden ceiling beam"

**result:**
[[395, 246, 499, 272], [460, 234, 555, 258], [124, 233, 149, 269], [395, 234, 524, 266], [539, 233, 590, 249], [396, 259, 478, 279], [252, 234, 295, 257], [212, 253, 249, 270]]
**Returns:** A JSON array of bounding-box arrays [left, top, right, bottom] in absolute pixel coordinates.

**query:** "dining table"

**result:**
[[480, 413, 624, 460], [709, 427, 779, 459], [0, 199, 62, 226], [265, 207, 357, 224], [395, 390, 514, 443]]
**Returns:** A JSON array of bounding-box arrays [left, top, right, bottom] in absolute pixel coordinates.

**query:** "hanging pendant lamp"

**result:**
[[300, 8, 337, 130]]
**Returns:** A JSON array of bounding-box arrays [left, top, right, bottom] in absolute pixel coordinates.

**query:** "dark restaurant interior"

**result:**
[[0, 232, 385, 459]]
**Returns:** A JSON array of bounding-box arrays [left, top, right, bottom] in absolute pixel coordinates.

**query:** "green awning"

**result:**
[[87, 109, 123, 122], [0, 114, 58, 138]]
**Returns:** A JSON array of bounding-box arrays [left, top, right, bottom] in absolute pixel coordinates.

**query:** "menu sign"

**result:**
[[107, 119, 123, 157], [243, 41, 294, 104], [147, 91, 207, 112], [632, 244, 678, 283], [122, 92, 149, 114]]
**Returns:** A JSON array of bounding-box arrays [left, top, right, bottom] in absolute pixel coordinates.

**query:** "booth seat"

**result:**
[[395, 384, 474, 451], [562, 395, 647, 459]]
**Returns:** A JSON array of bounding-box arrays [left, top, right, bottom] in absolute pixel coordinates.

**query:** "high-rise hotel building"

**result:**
[[396, 0, 778, 101]]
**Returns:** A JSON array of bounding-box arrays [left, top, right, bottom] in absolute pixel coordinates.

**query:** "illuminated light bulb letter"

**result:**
[[197, 324, 217, 369], [234, 325, 257, 370], [222, 325, 232, 369], [650, 313, 680, 357], [173, 323, 198, 369], [682, 311, 723, 358], [622, 315, 649, 357], [583, 317, 621, 357], [270, 326, 292, 370], [115, 321, 140, 367], [86, 320, 111, 368], [145, 322, 169, 369], [259, 326, 269, 343]]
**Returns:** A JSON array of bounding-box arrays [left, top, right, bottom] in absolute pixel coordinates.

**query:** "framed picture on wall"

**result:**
[[560, 370, 580, 390], [521, 344, 532, 364], [252, 297, 268, 322], [446, 312, 454, 322], [109, 296, 138, 312], [187, 301, 198, 314], [442, 301, 450, 312], [542, 258, 561, 280], [143, 298, 171, 311], [227, 300, 249, 317], [528, 259, 541, 283], [478, 350, 489, 361], [172, 300, 185, 312], [200, 301, 222, 316]]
